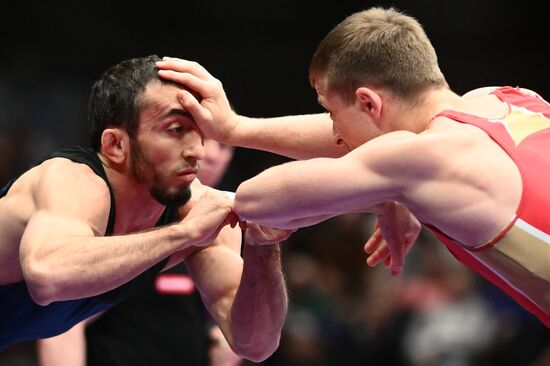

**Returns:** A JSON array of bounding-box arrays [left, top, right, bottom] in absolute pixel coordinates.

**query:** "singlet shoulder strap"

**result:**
[[0, 179, 14, 198], [46, 146, 117, 236]]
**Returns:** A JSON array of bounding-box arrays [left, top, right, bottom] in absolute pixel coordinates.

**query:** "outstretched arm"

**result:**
[[231, 128, 444, 228], [233, 148, 397, 228], [233, 131, 435, 275], [156, 57, 348, 160]]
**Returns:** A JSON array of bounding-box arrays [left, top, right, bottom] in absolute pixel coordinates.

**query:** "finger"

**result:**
[[389, 248, 405, 276], [157, 70, 212, 95], [383, 235, 406, 276], [373, 219, 380, 230], [243, 224, 286, 246], [243, 225, 257, 245], [176, 89, 210, 124], [159, 58, 211, 79], [390, 264, 404, 276], [156, 58, 212, 80], [364, 228, 383, 254], [366, 242, 390, 266]]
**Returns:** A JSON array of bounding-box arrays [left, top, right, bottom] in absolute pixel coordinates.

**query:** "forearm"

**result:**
[[234, 159, 343, 227], [22, 223, 193, 305], [234, 149, 400, 228], [229, 244, 287, 362], [229, 114, 347, 160]]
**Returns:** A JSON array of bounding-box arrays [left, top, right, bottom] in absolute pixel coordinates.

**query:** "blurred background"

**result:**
[[1, 1, 549, 365]]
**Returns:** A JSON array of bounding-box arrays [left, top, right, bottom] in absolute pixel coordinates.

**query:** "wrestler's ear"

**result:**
[[100, 128, 129, 164], [355, 87, 382, 119]]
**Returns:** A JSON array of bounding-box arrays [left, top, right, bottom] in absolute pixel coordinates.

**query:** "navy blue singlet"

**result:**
[[0, 146, 178, 350]]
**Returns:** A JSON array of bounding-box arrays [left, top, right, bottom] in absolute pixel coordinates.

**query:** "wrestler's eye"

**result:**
[[168, 125, 183, 133], [166, 122, 192, 134]]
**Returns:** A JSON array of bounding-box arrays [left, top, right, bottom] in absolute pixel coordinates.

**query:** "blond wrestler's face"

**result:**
[[130, 81, 205, 206], [314, 78, 377, 150]]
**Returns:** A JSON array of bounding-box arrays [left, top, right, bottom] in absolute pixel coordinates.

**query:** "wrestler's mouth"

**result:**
[[174, 169, 198, 182]]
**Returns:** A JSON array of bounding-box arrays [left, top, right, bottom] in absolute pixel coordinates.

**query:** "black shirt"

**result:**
[[86, 263, 209, 366]]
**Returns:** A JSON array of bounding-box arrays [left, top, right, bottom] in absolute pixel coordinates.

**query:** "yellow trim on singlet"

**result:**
[[499, 107, 550, 145], [472, 221, 550, 313]]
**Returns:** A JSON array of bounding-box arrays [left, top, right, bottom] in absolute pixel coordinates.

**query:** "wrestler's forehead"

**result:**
[[138, 83, 189, 124], [141, 82, 180, 102]]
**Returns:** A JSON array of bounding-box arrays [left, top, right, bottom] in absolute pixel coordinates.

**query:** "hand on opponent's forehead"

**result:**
[[156, 57, 238, 143]]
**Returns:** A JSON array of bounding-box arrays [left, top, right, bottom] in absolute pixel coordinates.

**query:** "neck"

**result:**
[[389, 87, 461, 133], [98, 153, 165, 233]]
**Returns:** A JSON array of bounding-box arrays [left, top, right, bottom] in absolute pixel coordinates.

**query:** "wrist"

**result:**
[[170, 221, 199, 249], [243, 242, 281, 257], [368, 201, 392, 215], [223, 112, 242, 145]]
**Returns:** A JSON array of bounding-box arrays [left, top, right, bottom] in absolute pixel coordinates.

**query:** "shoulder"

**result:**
[[346, 131, 457, 180], [34, 157, 111, 209], [350, 130, 454, 161], [38, 158, 109, 191]]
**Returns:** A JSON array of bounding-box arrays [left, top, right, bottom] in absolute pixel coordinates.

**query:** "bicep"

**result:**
[[21, 211, 97, 252]]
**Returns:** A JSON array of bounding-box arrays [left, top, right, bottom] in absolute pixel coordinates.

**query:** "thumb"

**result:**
[[389, 251, 404, 276]]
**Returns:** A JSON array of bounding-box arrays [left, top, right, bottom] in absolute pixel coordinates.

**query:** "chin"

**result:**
[[151, 185, 192, 206]]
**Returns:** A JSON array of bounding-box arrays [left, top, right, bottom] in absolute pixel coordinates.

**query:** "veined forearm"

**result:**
[[23, 224, 192, 305], [228, 114, 347, 160], [234, 161, 334, 227], [229, 244, 287, 362], [234, 152, 398, 228]]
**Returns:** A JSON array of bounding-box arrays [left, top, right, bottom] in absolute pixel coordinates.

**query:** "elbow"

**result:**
[[234, 179, 289, 228], [21, 256, 59, 306], [233, 337, 281, 363], [234, 181, 263, 222], [234, 165, 303, 228]]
